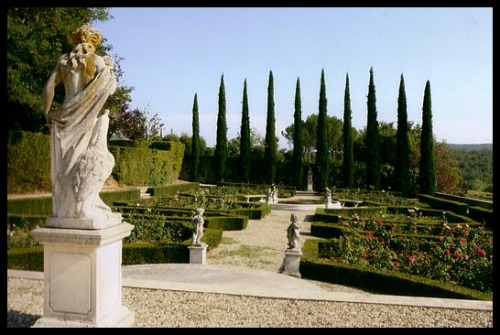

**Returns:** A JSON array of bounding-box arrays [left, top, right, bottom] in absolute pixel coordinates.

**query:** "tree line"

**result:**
[[8, 7, 491, 197]]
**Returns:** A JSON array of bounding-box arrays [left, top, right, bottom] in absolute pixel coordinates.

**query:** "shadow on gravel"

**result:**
[[7, 310, 40, 328]]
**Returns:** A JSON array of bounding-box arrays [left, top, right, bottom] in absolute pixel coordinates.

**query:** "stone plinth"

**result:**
[[31, 222, 134, 328], [279, 249, 302, 278], [188, 243, 207, 264]]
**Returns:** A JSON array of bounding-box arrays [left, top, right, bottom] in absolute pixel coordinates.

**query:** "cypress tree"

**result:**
[[191, 93, 200, 182], [292, 77, 304, 190], [394, 74, 410, 197], [419, 80, 436, 195], [316, 69, 329, 191], [264, 70, 277, 185], [214, 74, 227, 183], [342, 73, 354, 189], [240, 79, 251, 183], [365, 67, 381, 190]]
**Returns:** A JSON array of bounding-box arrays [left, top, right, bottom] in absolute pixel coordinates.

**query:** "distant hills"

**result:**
[[448, 143, 492, 151]]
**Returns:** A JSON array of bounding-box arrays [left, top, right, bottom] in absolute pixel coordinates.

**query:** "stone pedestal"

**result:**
[[279, 249, 302, 278], [188, 243, 207, 264], [31, 221, 134, 328]]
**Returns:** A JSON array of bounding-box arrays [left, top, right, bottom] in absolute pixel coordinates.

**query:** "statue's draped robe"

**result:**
[[49, 64, 117, 220]]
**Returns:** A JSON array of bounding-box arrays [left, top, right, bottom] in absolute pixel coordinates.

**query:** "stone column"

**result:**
[[31, 222, 134, 328], [188, 243, 208, 264], [279, 250, 302, 278]]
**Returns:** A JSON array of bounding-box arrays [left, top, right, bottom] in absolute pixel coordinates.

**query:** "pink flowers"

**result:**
[[408, 256, 416, 264], [477, 248, 487, 257]]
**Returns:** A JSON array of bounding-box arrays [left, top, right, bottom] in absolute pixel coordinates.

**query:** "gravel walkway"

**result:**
[[7, 208, 493, 328]]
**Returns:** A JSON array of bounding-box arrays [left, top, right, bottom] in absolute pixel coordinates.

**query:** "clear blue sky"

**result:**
[[94, 7, 492, 149]]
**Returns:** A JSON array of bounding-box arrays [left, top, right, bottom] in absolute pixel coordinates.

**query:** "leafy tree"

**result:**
[[191, 93, 200, 182], [240, 80, 251, 183], [315, 69, 329, 191], [111, 108, 147, 140], [379, 122, 397, 190], [342, 73, 354, 189], [214, 74, 228, 182], [292, 78, 305, 190], [454, 148, 493, 192], [394, 74, 410, 197], [365, 67, 381, 190], [419, 80, 436, 195], [7, 7, 112, 132], [434, 141, 462, 194], [145, 109, 164, 141], [283, 114, 343, 165], [264, 71, 277, 184]]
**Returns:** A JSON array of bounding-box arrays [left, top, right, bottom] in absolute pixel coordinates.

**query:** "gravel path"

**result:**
[[7, 208, 493, 328]]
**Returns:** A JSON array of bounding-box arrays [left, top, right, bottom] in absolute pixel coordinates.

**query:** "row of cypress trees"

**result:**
[[189, 68, 436, 197]]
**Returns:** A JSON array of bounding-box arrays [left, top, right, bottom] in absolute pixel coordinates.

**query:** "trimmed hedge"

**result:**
[[7, 227, 223, 270], [468, 206, 493, 229], [109, 141, 184, 186], [7, 189, 141, 217], [7, 131, 51, 194], [418, 194, 469, 217]]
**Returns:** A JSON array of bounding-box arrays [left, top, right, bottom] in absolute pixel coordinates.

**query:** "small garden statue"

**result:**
[[191, 207, 205, 246], [286, 213, 301, 252], [325, 187, 332, 204]]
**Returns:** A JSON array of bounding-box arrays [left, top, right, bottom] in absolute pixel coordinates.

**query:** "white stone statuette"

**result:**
[[286, 213, 301, 252]]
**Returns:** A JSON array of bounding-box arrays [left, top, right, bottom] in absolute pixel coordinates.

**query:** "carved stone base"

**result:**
[[45, 213, 122, 230], [188, 243, 207, 264], [31, 221, 134, 328], [279, 249, 302, 278]]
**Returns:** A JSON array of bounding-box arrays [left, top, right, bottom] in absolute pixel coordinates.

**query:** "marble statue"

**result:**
[[42, 23, 121, 228], [191, 207, 205, 246], [286, 213, 301, 252]]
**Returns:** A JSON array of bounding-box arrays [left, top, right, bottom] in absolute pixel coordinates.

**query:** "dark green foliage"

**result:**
[[420, 81, 436, 195], [394, 74, 410, 197], [7, 131, 51, 193], [342, 73, 354, 189], [264, 71, 278, 184], [292, 78, 305, 190], [453, 149, 493, 192], [191, 94, 200, 182], [315, 69, 329, 191], [7, 7, 111, 133], [240, 80, 251, 183], [214, 74, 228, 182], [6, 247, 44, 271], [109, 141, 184, 186], [365, 67, 381, 190]]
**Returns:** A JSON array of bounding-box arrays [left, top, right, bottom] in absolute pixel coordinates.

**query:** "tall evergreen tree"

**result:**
[[264, 70, 278, 184], [191, 93, 200, 182], [394, 74, 410, 197], [214, 74, 228, 183], [342, 73, 354, 189], [316, 69, 329, 191], [292, 77, 305, 190], [365, 67, 381, 190], [240, 79, 251, 183], [419, 80, 436, 195]]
